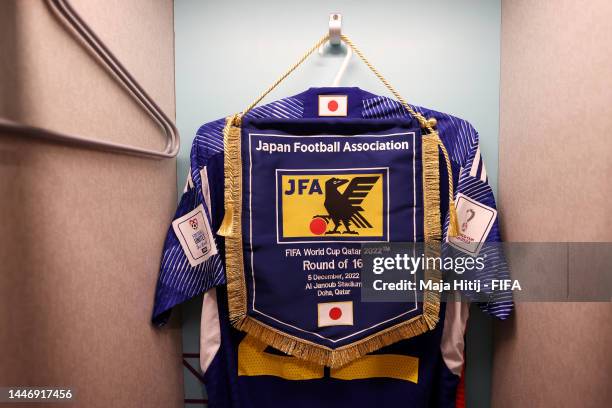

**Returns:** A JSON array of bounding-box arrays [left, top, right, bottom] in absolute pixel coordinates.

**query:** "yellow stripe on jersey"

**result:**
[[238, 335, 324, 380], [330, 354, 419, 383]]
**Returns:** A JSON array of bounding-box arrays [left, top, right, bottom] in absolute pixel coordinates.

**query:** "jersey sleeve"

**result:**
[[152, 149, 226, 326], [439, 120, 514, 320]]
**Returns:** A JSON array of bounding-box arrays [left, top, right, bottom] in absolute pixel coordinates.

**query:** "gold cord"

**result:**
[[236, 34, 331, 125], [438, 138, 460, 237], [339, 35, 433, 133], [234, 33, 459, 235], [239, 34, 434, 133]]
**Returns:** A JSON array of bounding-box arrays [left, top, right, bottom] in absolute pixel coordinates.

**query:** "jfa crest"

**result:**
[[276, 168, 389, 243]]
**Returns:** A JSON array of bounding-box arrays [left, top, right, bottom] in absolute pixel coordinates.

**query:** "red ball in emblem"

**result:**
[[327, 100, 339, 112], [309, 217, 327, 235]]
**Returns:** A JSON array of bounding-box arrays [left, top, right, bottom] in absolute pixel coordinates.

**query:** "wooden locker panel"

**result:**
[[0, 1, 183, 407], [495, 1, 612, 407]]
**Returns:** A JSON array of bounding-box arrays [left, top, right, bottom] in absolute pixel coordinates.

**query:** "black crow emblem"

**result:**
[[313, 176, 380, 235]]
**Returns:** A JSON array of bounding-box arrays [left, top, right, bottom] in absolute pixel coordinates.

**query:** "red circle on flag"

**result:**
[[327, 100, 339, 112], [329, 307, 342, 320], [309, 217, 327, 235]]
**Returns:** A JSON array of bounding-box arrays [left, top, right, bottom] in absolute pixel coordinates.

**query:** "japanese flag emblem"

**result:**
[[317, 301, 353, 327], [318, 95, 348, 117]]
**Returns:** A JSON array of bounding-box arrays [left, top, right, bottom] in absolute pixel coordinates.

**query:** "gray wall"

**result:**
[[0, 1, 183, 407], [493, 1, 612, 407], [174, 0, 502, 406]]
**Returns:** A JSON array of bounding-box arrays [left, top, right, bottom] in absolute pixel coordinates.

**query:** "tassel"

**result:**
[[217, 207, 233, 237], [434, 132, 460, 238], [447, 201, 460, 238], [422, 134, 442, 242]]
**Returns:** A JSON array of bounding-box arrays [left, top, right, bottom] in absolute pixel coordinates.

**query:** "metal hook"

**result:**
[[329, 13, 342, 46], [318, 13, 351, 86]]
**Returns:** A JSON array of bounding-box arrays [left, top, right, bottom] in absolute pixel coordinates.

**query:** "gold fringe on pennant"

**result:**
[[421, 132, 444, 334], [217, 115, 248, 324], [218, 115, 447, 368], [422, 134, 443, 242], [212, 35, 455, 368], [447, 201, 460, 238], [236, 294, 440, 368]]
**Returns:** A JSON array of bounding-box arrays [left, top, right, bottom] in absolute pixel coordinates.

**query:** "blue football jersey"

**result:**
[[152, 87, 512, 408]]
